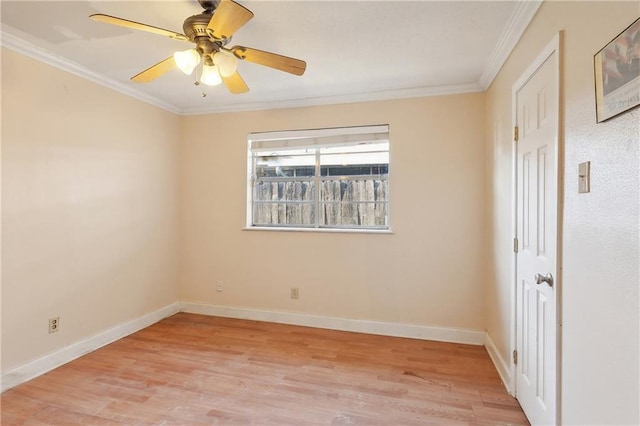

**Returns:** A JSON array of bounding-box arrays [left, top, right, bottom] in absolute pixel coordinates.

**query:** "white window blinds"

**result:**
[[249, 125, 389, 153]]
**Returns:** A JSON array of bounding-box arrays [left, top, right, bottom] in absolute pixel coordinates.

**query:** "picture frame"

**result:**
[[594, 17, 640, 123]]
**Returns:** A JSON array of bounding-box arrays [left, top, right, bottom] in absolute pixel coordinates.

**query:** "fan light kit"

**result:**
[[90, 0, 306, 93]]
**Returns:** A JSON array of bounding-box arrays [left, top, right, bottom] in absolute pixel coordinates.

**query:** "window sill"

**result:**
[[243, 226, 394, 235]]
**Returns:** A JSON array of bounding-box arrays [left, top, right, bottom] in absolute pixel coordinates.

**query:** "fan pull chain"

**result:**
[[192, 71, 208, 97]]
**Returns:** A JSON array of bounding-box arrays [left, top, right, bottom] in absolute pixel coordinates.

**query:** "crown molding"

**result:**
[[0, 30, 181, 114], [181, 82, 484, 115], [1, 28, 483, 115], [2, 1, 531, 117], [478, 0, 542, 90]]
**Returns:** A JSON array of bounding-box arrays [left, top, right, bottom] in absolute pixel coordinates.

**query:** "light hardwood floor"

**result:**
[[1, 313, 529, 425]]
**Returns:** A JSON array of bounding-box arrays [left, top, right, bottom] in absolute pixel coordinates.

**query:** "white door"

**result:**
[[515, 49, 559, 426]]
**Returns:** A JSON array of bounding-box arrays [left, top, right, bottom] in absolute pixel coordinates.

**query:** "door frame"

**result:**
[[509, 32, 564, 424]]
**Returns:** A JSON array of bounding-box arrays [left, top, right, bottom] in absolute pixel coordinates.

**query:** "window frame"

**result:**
[[246, 125, 391, 232]]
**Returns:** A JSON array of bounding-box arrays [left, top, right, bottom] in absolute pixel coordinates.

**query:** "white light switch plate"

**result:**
[[578, 161, 590, 193]]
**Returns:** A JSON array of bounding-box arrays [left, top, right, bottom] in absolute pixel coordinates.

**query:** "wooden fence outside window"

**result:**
[[253, 177, 388, 227]]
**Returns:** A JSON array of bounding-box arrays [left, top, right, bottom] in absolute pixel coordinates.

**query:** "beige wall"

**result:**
[[2, 47, 489, 372], [485, 1, 639, 424], [2, 48, 488, 374], [180, 94, 487, 330], [1, 49, 181, 370]]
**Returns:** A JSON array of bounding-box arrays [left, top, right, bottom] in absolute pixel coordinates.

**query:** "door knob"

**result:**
[[535, 273, 554, 287]]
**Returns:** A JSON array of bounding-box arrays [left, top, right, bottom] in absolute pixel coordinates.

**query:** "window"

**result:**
[[247, 125, 390, 230]]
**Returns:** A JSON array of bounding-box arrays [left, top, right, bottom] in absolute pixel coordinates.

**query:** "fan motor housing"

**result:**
[[183, 13, 212, 41], [183, 12, 231, 51]]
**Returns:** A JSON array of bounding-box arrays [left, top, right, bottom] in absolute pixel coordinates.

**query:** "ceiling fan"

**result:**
[[89, 0, 306, 94]]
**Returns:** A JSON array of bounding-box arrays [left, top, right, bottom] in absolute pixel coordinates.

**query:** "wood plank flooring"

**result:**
[[1, 313, 529, 425]]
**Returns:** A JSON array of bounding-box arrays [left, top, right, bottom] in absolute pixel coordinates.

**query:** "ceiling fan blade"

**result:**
[[222, 71, 249, 94], [206, 0, 254, 40], [90, 14, 189, 41], [131, 56, 176, 83], [230, 46, 306, 76]]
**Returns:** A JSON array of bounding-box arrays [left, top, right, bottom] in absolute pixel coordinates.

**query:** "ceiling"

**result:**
[[1, 1, 541, 115]]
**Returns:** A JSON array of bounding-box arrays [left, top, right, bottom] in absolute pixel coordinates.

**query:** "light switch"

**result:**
[[578, 161, 590, 193]]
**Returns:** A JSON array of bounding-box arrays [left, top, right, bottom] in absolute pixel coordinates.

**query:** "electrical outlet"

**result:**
[[290, 287, 299, 300], [49, 317, 60, 334], [216, 282, 223, 292]]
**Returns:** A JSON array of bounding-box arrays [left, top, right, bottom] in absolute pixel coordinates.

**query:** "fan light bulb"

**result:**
[[213, 51, 238, 78], [173, 49, 200, 75], [200, 64, 222, 86]]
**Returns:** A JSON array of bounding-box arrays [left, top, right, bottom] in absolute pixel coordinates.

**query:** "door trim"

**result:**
[[510, 31, 563, 423]]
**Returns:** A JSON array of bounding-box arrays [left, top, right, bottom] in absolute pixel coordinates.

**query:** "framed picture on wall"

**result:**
[[594, 17, 640, 123]]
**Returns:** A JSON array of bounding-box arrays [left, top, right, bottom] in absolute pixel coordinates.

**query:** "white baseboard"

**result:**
[[1, 302, 180, 392], [180, 302, 486, 345], [485, 332, 514, 395], [1, 301, 489, 393]]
